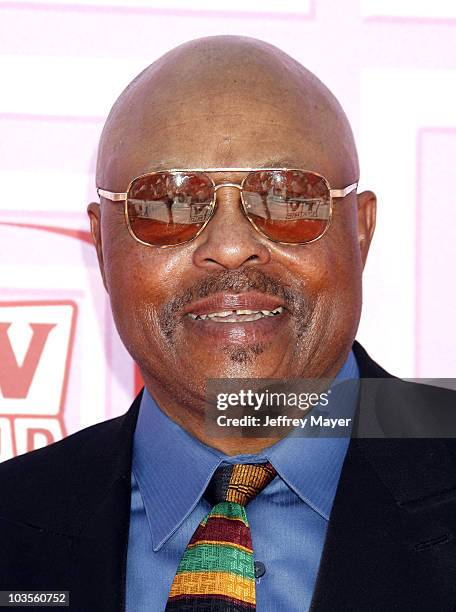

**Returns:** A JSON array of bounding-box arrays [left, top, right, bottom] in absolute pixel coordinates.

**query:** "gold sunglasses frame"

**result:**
[[97, 168, 358, 248]]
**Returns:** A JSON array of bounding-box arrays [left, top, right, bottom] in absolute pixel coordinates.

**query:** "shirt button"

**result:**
[[254, 561, 266, 579]]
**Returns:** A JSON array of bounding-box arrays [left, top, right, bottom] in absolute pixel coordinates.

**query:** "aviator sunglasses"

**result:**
[[97, 168, 358, 248]]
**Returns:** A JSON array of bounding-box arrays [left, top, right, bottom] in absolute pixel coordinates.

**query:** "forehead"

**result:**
[[101, 109, 351, 192]]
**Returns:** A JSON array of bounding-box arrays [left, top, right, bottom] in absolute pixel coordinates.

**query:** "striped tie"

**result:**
[[165, 462, 277, 611]]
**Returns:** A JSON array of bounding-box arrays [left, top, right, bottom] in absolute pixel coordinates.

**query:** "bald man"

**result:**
[[1, 36, 456, 612]]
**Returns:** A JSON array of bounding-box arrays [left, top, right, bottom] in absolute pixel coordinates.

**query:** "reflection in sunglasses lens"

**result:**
[[242, 170, 330, 244], [127, 172, 214, 246]]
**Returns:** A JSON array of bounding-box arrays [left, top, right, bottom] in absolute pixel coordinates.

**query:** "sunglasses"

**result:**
[[97, 168, 358, 248]]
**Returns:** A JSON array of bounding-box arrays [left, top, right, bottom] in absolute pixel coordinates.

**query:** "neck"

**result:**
[[141, 353, 348, 456], [145, 384, 285, 455]]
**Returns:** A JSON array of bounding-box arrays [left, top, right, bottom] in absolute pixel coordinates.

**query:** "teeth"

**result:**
[[207, 311, 232, 318], [225, 313, 263, 322], [188, 306, 284, 321]]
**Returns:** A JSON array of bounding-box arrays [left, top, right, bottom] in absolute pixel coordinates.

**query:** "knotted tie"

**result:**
[[165, 462, 277, 611]]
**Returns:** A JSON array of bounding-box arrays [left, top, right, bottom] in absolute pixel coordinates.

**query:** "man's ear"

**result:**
[[356, 190, 377, 268], [87, 202, 108, 292]]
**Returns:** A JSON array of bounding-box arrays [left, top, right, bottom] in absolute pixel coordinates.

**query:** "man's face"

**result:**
[[89, 42, 375, 408]]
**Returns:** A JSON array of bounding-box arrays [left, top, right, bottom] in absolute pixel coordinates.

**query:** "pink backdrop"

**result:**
[[1, 0, 455, 460]]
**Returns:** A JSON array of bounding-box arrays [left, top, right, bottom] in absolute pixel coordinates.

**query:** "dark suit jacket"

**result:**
[[1, 342, 456, 611]]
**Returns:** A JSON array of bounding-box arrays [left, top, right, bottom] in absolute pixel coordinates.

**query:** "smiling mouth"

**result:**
[[187, 306, 284, 323]]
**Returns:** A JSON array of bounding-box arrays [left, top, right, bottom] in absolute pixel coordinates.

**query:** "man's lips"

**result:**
[[182, 292, 287, 319], [180, 292, 289, 345]]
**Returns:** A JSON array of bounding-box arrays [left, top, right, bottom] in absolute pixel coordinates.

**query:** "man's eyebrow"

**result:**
[[257, 158, 301, 168], [150, 159, 302, 171]]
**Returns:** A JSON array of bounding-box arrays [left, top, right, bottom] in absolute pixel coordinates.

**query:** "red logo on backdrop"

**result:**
[[0, 301, 77, 460]]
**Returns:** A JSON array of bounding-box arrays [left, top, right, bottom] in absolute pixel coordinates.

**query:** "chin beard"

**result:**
[[221, 342, 265, 365]]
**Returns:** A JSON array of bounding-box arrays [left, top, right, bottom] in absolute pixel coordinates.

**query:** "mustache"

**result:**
[[159, 268, 310, 337]]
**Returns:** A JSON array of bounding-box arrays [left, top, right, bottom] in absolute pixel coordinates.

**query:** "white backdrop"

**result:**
[[1, 0, 455, 459]]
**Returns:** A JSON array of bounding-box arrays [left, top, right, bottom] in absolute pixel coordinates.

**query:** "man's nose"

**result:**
[[192, 185, 271, 270]]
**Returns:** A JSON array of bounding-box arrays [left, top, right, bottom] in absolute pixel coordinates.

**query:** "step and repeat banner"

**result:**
[[1, 0, 455, 459]]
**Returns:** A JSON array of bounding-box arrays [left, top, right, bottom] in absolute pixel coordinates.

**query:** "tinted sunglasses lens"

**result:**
[[127, 172, 214, 246], [242, 170, 331, 243]]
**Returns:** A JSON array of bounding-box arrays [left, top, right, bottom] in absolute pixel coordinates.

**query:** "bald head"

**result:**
[[96, 35, 359, 192]]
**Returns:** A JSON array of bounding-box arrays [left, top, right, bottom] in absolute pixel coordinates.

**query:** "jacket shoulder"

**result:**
[[0, 395, 141, 532], [0, 413, 125, 480]]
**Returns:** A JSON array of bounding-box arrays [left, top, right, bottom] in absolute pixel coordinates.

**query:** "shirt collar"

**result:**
[[132, 350, 359, 550]]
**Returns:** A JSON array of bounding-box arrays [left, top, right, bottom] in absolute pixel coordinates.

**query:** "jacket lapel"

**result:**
[[310, 343, 456, 611], [67, 393, 141, 611], [69, 472, 132, 611]]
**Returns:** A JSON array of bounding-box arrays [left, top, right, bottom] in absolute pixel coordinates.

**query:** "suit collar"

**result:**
[[352, 340, 392, 378]]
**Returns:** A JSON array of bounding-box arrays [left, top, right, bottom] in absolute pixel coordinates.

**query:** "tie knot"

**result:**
[[205, 462, 277, 507]]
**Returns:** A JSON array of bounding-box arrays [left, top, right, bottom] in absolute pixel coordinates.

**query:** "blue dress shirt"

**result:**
[[126, 351, 359, 611]]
